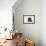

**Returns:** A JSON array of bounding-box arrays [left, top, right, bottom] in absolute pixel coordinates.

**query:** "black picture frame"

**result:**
[[23, 15, 35, 24]]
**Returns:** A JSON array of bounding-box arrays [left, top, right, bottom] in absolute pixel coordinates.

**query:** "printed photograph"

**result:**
[[23, 15, 35, 24]]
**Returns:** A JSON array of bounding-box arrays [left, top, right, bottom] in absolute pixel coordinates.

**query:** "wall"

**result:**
[[13, 0, 41, 46], [41, 0, 46, 46], [0, 0, 16, 30]]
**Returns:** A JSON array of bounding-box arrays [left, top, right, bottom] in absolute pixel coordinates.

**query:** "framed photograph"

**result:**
[[23, 15, 35, 24]]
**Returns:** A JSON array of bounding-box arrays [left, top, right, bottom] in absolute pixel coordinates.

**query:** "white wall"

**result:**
[[0, 0, 16, 30], [13, 0, 41, 46], [41, 0, 46, 46], [13, 0, 46, 46]]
